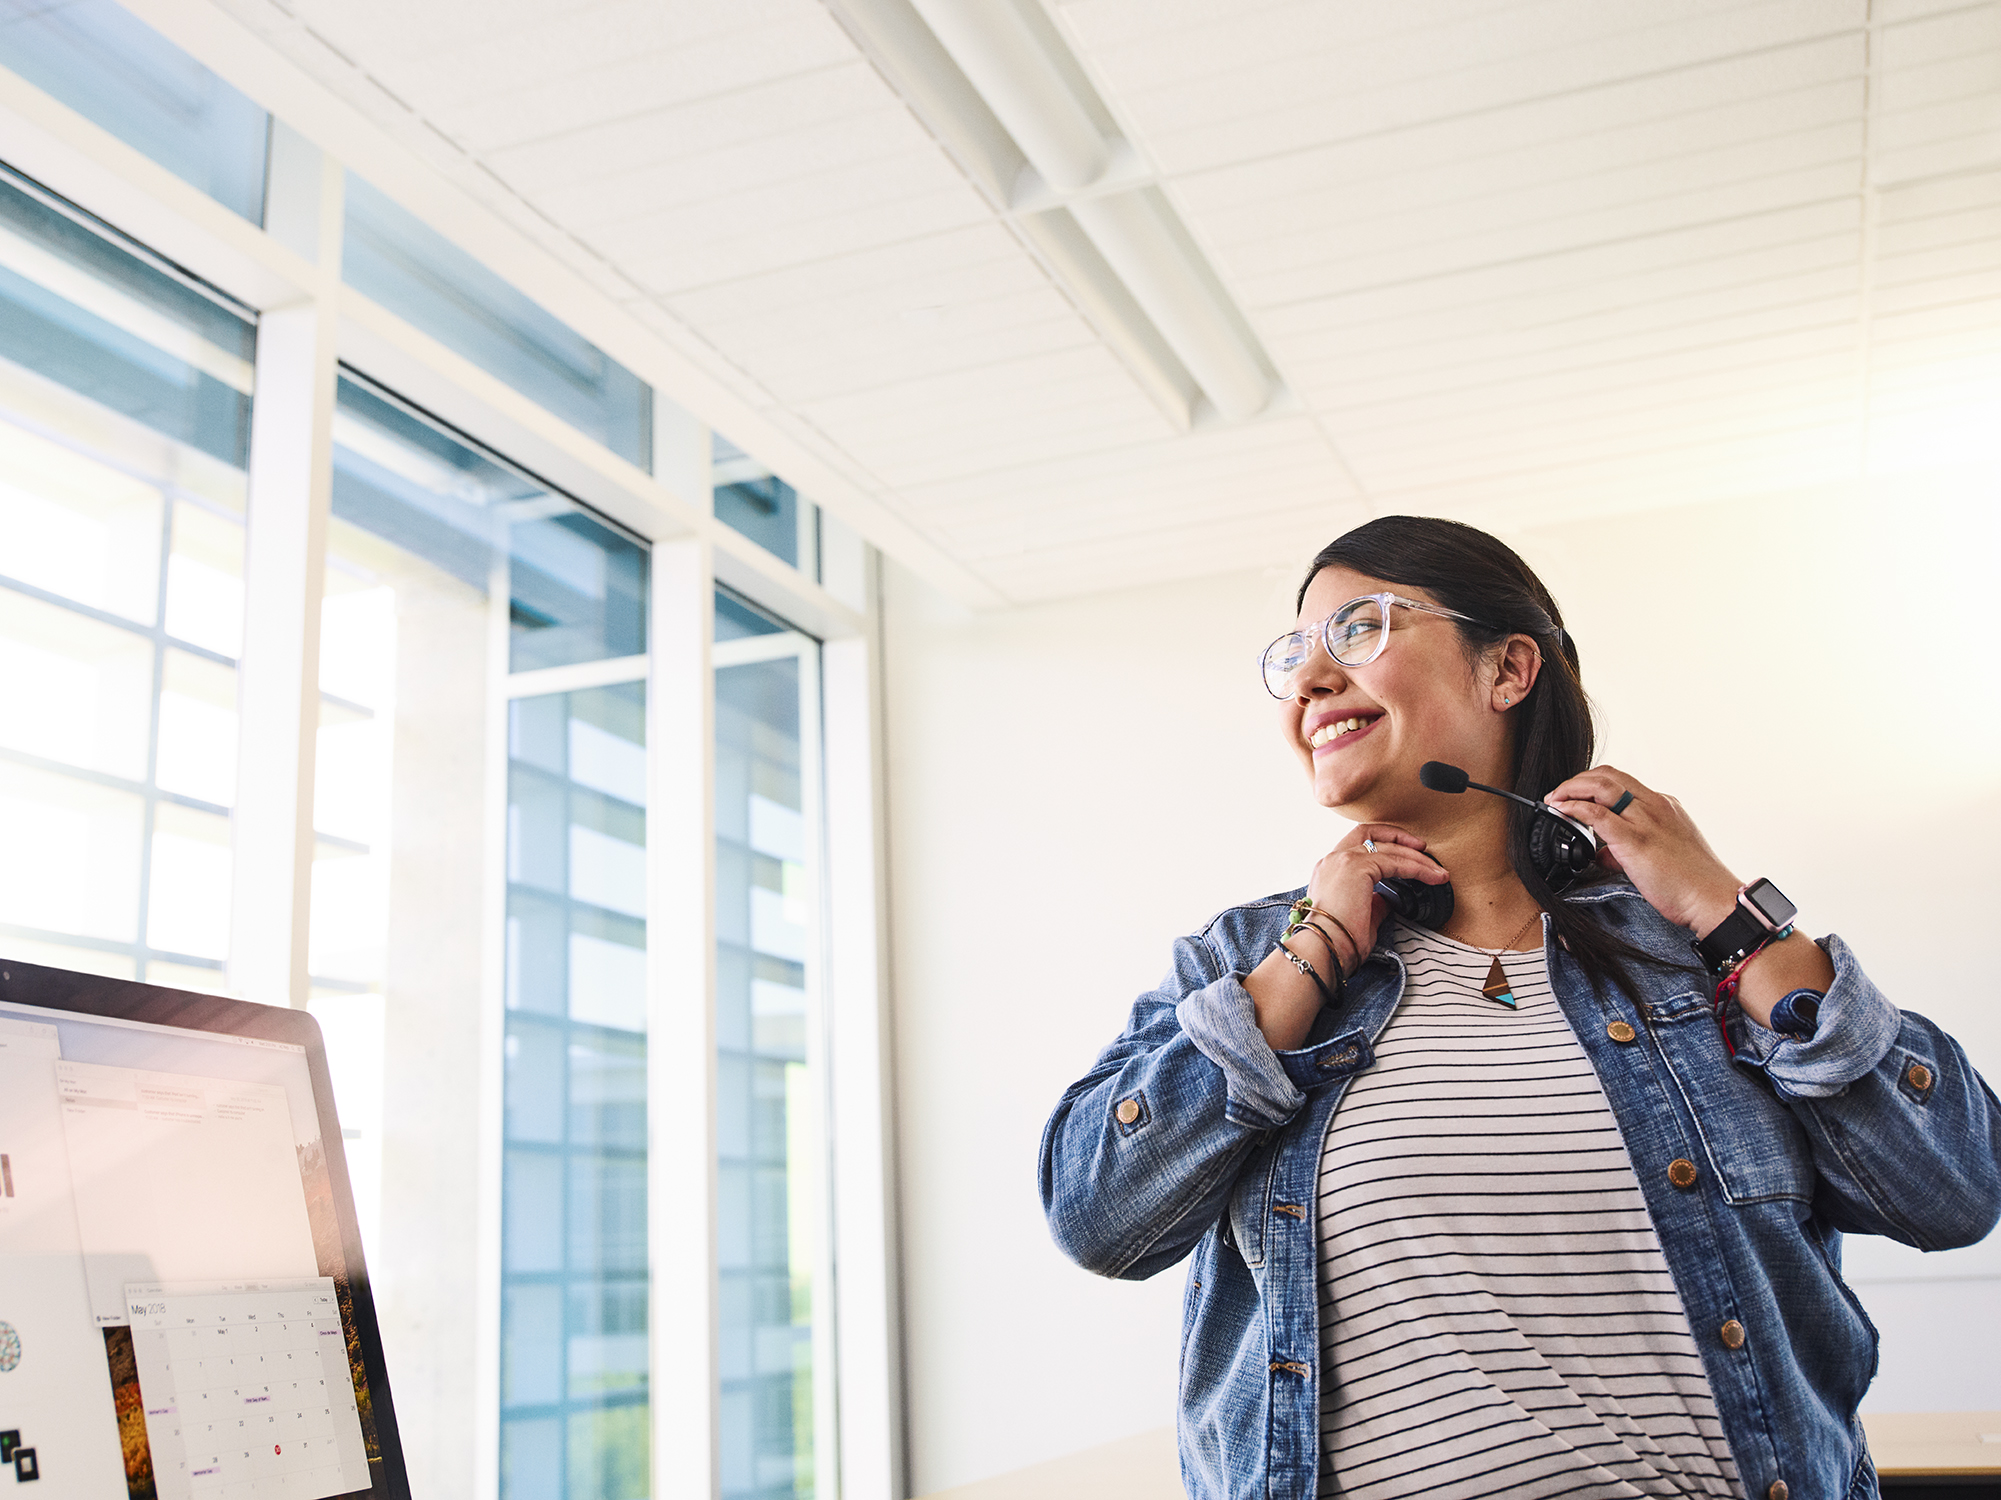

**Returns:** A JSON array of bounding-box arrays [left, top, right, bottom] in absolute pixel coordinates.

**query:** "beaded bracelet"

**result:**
[[1286, 898, 1362, 980]]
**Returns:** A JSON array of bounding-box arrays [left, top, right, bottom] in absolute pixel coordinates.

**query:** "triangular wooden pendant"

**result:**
[[1482, 955, 1517, 1008]]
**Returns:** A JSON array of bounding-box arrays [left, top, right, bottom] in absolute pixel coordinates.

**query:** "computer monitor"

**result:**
[[0, 958, 410, 1500]]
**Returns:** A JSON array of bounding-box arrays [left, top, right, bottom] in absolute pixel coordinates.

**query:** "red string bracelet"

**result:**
[[1710, 924, 1794, 1058]]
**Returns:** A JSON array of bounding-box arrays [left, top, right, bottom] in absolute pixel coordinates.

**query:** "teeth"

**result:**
[[1311, 716, 1369, 747]]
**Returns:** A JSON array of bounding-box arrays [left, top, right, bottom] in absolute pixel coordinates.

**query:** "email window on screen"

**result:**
[[0, 1001, 378, 1499]]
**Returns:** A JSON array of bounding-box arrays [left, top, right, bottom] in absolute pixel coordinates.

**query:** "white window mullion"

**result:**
[[226, 130, 342, 1009], [822, 549, 904, 1500], [650, 535, 721, 1500]]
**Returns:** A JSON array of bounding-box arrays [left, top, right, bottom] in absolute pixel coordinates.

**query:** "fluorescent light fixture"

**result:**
[[831, 0, 1277, 427]]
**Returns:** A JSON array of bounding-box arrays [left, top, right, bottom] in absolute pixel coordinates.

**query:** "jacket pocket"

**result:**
[[1643, 989, 1815, 1205], [1226, 1133, 1282, 1269]]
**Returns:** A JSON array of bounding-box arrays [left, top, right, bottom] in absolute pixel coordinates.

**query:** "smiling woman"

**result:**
[[1038, 515, 2001, 1500]]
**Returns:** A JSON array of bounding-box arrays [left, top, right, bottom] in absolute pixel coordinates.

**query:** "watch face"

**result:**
[[1743, 878, 1797, 930]]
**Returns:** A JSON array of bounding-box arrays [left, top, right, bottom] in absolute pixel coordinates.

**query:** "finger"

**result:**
[[1546, 765, 1652, 810], [1356, 846, 1451, 883], [1339, 823, 1426, 852], [1317, 845, 1446, 885], [1548, 798, 1623, 843]]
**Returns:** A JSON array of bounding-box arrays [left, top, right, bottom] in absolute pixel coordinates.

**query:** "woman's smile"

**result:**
[[1307, 711, 1382, 755]]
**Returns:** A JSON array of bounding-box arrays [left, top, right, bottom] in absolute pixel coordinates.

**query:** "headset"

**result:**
[[1371, 761, 1599, 929]]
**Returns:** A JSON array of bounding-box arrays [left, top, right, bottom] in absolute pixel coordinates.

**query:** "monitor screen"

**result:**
[[0, 959, 409, 1500]]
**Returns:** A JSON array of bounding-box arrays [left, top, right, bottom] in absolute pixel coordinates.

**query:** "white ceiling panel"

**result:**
[[187, 0, 2001, 605], [479, 61, 897, 191]]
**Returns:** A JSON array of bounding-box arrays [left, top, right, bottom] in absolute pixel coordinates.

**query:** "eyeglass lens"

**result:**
[[1262, 597, 1389, 697]]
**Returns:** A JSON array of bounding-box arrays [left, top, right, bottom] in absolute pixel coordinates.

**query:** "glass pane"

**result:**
[[715, 595, 820, 1500], [154, 647, 237, 807], [331, 373, 646, 676], [146, 799, 231, 960], [0, 417, 161, 619], [0, 0, 270, 222], [501, 682, 648, 1500], [343, 175, 652, 469], [0, 171, 248, 982], [312, 372, 649, 1500], [509, 514, 647, 674], [0, 169, 255, 463], [0, 759, 142, 941], [0, 585, 151, 779], [713, 433, 818, 579], [163, 497, 246, 656]]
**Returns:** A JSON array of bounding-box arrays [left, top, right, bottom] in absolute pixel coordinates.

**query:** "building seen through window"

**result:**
[[716, 588, 825, 1500], [301, 372, 654, 1500]]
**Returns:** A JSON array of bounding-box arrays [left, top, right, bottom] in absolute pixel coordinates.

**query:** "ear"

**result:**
[[1492, 634, 1542, 710]]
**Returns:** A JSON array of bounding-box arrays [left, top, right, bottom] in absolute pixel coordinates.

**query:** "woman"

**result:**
[[1039, 517, 2001, 1500]]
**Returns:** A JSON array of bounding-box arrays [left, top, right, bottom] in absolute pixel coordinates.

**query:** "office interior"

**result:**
[[0, 0, 1995, 1496]]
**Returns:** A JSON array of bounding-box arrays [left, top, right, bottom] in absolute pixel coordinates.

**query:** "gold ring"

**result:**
[[1362, 838, 1377, 853]]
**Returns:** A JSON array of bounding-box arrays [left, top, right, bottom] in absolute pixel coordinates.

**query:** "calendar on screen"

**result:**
[[124, 1280, 370, 1500]]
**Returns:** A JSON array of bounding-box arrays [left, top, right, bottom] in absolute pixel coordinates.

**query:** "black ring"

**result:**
[[1610, 790, 1634, 816]]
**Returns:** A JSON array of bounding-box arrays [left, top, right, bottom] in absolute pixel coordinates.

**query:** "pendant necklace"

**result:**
[[1478, 909, 1545, 1008]]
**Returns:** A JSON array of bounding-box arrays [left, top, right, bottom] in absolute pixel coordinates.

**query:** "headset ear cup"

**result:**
[[1527, 810, 1587, 892]]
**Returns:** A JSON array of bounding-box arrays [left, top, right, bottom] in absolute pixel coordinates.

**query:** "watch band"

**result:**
[[1694, 880, 1795, 977], [1693, 905, 1770, 977]]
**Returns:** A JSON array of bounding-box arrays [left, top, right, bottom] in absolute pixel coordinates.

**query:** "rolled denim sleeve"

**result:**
[[1735, 934, 2001, 1250], [1176, 974, 1306, 1130], [1732, 935, 1901, 1095], [1041, 925, 1347, 1280]]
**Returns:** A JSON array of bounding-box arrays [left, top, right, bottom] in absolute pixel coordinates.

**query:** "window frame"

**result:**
[[0, 54, 903, 1500]]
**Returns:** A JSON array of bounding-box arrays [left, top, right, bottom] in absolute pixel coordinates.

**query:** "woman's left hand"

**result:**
[[1544, 765, 1741, 936]]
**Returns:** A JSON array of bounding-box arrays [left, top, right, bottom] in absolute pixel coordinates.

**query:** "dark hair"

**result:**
[[1299, 515, 1664, 1000]]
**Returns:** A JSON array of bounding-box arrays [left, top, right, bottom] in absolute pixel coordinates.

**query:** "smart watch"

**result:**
[[1693, 878, 1797, 979]]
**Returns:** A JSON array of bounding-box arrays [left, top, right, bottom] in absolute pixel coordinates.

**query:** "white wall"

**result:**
[[880, 466, 2001, 1496]]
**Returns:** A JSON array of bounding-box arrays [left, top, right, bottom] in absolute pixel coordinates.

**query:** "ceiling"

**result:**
[[191, 0, 2000, 604]]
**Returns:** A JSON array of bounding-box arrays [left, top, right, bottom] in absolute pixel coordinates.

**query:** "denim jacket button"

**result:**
[[1606, 1021, 1636, 1044], [1907, 1062, 1933, 1091], [1667, 1158, 1699, 1189], [1719, 1320, 1746, 1349], [1767, 1482, 1788, 1500], [1114, 1098, 1141, 1125]]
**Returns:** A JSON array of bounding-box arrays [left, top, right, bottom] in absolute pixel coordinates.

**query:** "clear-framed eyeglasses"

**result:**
[[1260, 592, 1492, 699]]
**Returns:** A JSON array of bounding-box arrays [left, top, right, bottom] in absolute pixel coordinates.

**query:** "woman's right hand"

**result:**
[[1299, 823, 1445, 975]]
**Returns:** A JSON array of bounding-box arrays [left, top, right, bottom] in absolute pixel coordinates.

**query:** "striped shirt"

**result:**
[[1313, 921, 1741, 1499]]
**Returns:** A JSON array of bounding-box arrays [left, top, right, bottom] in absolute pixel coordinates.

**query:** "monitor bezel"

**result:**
[[0, 956, 412, 1500]]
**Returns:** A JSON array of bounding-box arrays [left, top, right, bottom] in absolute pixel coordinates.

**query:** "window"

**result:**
[[0, 163, 253, 992], [294, 370, 654, 1500], [0, 32, 891, 1496], [715, 590, 828, 1500], [0, 0, 269, 223], [343, 175, 653, 471], [503, 679, 649, 1500], [714, 433, 818, 579]]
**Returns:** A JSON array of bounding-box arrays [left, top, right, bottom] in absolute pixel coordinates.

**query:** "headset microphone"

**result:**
[[1419, 760, 1599, 888], [1374, 761, 1602, 928]]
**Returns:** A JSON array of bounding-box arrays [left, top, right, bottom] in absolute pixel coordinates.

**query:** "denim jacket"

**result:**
[[1039, 881, 2001, 1500]]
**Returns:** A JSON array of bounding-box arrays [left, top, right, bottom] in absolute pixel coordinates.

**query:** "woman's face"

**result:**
[[1279, 565, 1510, 822]]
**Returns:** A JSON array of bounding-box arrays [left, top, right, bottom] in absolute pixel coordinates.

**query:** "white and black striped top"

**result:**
[[1314, 921, 1741, 1500]]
